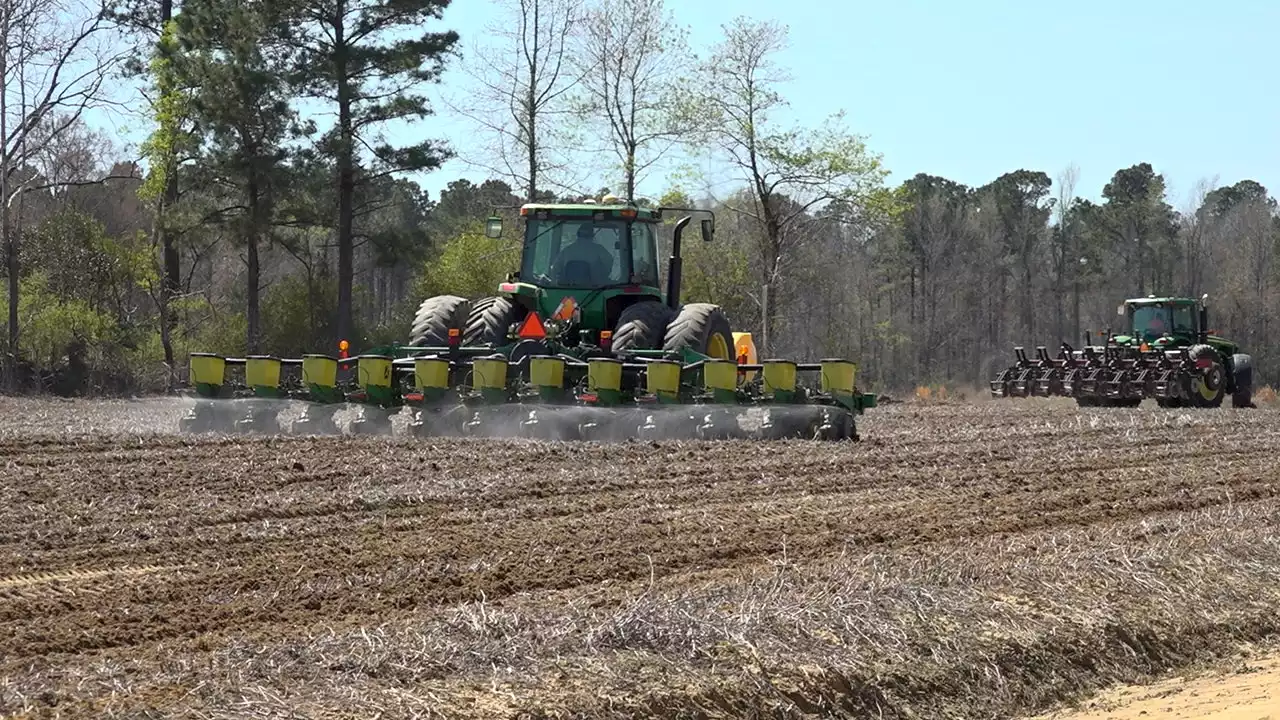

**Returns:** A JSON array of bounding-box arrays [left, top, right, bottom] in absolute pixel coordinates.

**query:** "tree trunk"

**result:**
[[246, 177, 261, 355], [625, 142, 636, 200], [334, 7, 354, 350], [156, 0, 178, 391], [526, 31, 537, 203], [159, 0, 179, 295], [4, 205, 15, 391], [1, 12, 11, 390]]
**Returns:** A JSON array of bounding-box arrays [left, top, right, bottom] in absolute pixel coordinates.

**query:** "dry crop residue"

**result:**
[[2, 396, 1280, 718]]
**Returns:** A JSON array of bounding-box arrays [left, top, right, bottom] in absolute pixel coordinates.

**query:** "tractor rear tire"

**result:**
[[663, 303, 735, 361], [464, 296, 526, 347], [612, 300, 675, 354], [409, 294, 470, 347], [1187, 344, 1225, 408], [1232, 353, 1255, 408]]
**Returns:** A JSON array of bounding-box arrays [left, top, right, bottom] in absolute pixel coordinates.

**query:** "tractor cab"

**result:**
[[1115, 295, 1209, 348], [483, 196, 713, 337], [1125, 297, 1199, 343], [511, 203, 661, 290]]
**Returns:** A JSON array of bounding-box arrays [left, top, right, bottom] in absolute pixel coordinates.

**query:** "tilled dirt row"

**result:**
[[0, 397, 1278, 718]]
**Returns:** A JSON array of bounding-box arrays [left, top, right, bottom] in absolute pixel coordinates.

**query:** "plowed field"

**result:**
[[2, 396, 1280, 718]]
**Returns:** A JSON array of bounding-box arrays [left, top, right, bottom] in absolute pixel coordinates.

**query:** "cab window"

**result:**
[[521, 218, 625, 286], [630, 223, 659, 286], [1132, 306, 1171, 338], [1171, 305, 1195, 334]]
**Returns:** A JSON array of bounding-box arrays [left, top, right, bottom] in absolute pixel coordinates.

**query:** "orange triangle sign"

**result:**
[[517, 312, 546, 339]]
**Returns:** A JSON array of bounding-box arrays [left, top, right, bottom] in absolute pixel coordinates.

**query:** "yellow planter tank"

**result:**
[[645, 359, 681, 402], [188, 353, 226, 395], [245, 355, 282, 397]]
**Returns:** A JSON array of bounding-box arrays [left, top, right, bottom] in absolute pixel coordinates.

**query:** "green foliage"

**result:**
[[261, 273, 336, 356], [414, 225, 520, 300], [138, 20, 194, 204], [173, 0, 299, 222], [0, 272, 119, 372], [679, 238, 753, 315], [283, 0, 461, 178], [1203, 180, 1275, 218], [427, 179, 522, 241], [24, 211, 151, 315], [360, 176, 435, 267], [757, 111, 889, 209]]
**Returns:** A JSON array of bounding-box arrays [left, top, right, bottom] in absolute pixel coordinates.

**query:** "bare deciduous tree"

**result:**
[[571, 0, 692, 200], [694, 17, 887, 355], [0, 0, 127, 386], [1050, 163, 1080, 342], [449, 0, 585, 201]]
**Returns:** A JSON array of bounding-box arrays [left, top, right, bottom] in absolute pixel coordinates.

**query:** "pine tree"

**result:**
[[281, 0, 459, 348], [171, 0, 302, 351]]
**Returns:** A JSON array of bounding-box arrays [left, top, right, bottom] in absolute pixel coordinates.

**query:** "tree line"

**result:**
[[0, 0, 1274, 396]]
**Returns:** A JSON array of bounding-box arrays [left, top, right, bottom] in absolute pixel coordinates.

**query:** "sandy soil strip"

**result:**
[[1035, 652, 1280, 720]]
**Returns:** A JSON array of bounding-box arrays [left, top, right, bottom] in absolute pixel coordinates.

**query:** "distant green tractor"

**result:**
[[991, 294, 1255, 408]]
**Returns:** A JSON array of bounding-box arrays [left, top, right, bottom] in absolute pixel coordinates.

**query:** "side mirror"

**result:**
[[700, 218, 713, 242], [1116, 304, 1125, 316], [485, 215, 503, 239]]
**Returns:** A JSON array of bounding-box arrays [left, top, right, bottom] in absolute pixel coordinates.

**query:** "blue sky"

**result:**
[[413, 0, 1279, 209], [98, 0, 1279, 211]]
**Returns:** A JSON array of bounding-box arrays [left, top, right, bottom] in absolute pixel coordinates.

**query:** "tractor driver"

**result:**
[[551, 223, 615, 285], [1143, 311, 1167, 338]]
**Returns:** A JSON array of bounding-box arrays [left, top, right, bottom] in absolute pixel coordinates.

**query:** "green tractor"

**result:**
[[410, 197, 740, 371], [990, 294, 1255, 408], [176, 195, 876, 440]]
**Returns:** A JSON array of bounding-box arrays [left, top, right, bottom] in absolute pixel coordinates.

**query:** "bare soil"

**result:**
[[1033, 649, 1280, 719], [1, 396, 1279, 718]]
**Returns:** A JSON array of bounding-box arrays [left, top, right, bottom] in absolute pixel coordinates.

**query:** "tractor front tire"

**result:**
[[410, 295, 470, 347], [663, 303, 735, 361], [1232, 353, 1255, 408], [1187, 344, 1226, 408], [612, 300, 675, 354], [464, 296, 526, 347]]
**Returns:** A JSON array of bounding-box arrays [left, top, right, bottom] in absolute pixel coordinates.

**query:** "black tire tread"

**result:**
[[463, 296, 526, 347], [612, 300, 675, 354], [663, 302, 734, 359], [409, 295, 470, 347], [1232, 352, 1254, 408], [1187, 344, 1225, 408]]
